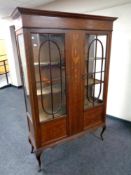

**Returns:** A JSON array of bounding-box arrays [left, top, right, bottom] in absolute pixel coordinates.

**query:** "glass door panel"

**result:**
[[84, 34, 107, 110], [17, 34, 32, 118], [31, 33, 66, 122]]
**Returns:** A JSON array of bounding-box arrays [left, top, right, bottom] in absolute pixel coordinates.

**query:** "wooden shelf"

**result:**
[[34, 61, 65, 67], [37, 84, 64, 95], [85, 78, 103, 86], [85, 57, 105, 61], [36, 78, 102, 95]]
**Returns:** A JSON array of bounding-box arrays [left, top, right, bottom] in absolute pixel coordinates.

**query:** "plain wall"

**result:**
[[89, 3, 131, 121]]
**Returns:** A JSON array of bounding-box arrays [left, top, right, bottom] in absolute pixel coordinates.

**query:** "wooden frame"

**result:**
[[11, 7, 117, 171]]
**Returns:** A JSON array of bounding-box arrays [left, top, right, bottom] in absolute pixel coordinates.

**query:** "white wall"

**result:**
[[0, 20, 22, 87], [8, 25, 22, 86], [89, 3, 131, 121]]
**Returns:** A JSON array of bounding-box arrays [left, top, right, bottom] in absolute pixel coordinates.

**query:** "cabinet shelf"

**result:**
[[88, 71, 105, 75], [34, 62, 65, 67], [85, 57, 105, 61], [86, 78, 104, 86], [37, 84, 64, 95], [36, 77, 62, 86]]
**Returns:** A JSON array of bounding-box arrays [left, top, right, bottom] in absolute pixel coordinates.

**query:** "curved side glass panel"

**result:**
[[31, 33, 66, 122], [84, 35, 107, 109], [17, 34, 32, 117]]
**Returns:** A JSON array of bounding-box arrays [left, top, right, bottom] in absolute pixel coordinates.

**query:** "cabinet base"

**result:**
[[29, 123, 106, 172]]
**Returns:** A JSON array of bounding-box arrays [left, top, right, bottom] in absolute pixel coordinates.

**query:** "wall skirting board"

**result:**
[[107, 115, 131, 124], [10, 84, 22, 88], [0, 84, 22, 89]]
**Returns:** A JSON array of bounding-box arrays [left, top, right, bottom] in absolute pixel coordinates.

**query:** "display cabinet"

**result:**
[[11, 7, 117, 171]]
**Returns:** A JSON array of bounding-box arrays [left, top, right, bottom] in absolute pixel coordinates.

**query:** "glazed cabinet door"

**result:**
[[83, 33, 109, 129], [31, 33, 67, 122], [30, 31, 68, 145], [17, 34, 32, 119]]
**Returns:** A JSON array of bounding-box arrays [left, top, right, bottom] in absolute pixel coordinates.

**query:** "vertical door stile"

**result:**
[[66, 31, 85, 135]]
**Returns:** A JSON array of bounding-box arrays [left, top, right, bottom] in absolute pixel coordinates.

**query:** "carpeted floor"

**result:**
[[0, 87, 131, 175]]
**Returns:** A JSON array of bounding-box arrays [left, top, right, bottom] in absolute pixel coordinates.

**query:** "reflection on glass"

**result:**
[[31, 33, 66, 122], [84, 35, 107, 109], [17, 34, 32, 116]]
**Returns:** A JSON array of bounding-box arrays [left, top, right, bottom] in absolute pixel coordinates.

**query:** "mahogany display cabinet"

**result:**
[[11, 7, 117, 171]]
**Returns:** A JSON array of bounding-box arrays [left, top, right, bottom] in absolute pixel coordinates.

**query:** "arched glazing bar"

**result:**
[[86, 36, 104, 105], [38, 35, 63, 118]]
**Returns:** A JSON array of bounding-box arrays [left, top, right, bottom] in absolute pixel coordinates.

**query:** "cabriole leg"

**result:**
[[28, 138, 34, 153], [100, 125, 106, 141], [35, 150, 42, 172], [31, 145, 34, 153]]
